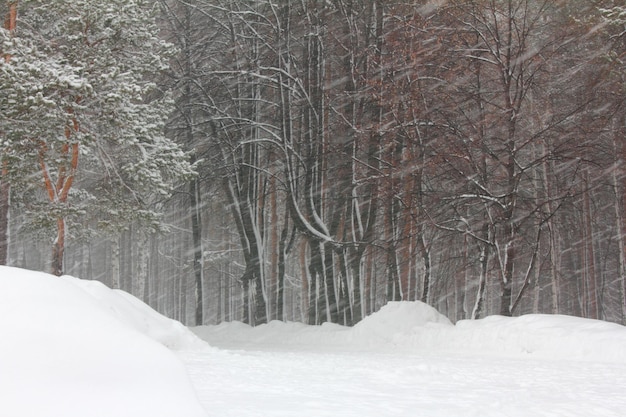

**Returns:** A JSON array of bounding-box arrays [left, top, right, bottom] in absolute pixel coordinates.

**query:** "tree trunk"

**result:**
[[181, 2, 205, 326], [0, 1, 18, 265], [306, 228, 325, 318], [51, 218, 66, 276], [472, 222, 491, 319], [418, 233, 431, 304], [39, 140, 79, 276], [583, 170, 598, 319], [613, 127, 626, 324], [190, 176, 204, 325], [500, 227, 515, 316], [277, 225, 288, 321], [471, 241, 489, 319], [110, 236, 120, 288], [254, 263, 267, 326], [0, 166, 9, 265], [242, 272, 250, 325], [133, 231, 149, 301], [542, 140, 561, 314], [308, 240, 322, 324]]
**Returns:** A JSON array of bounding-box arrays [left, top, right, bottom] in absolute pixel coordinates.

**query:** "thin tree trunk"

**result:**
[[111, 236, 120, 289], [418, 232, 431, 304], [277, 225, 288, 321], [0, 1, 18, 265], [217, 266, 223, 324], [269, 174, 279, 321], [542, 140, 561, 314], [472, 225, 490, 319], [51, 218, 66, 277], [308, 241, 321, 324], [613, 128, 626, 324], [133, 231, 149, 301], [385, 195, 401, 302], [300, 239, 312, 323], [225, 237, 232, 322], [190, 176, 204, 325], [499, 107, 517, 316], [242, 273, 250, 325], [0, 165, 9, 265], [583, 170, 598, 319], [254, 261, 267, 326], [180, 2, 205, 326]]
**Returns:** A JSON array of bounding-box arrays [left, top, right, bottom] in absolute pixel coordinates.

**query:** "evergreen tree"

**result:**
[[0, 0, 193, 275]]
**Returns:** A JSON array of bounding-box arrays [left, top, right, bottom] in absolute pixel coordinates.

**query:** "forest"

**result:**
[[1, 0, 626, 327]]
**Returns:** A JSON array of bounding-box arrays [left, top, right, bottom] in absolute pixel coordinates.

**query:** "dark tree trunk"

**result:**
[[51, 218, 65, 276], [190, 176, 204, 325]]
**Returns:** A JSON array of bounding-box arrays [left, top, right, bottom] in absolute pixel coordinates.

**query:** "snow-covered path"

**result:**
[[180, 343, 626, 417]]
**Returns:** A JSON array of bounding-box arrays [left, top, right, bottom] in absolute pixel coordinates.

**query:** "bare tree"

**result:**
[[423, 0, 600, 316]]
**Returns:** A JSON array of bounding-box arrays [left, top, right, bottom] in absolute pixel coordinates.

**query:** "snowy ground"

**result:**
[[181, 347, 626, 417], [3, 266, 626, 417], [0, 266, 207, 417], [188, 305, 626, 417]]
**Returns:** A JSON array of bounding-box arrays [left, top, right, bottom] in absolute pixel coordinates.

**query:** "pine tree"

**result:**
[[0, 0, 193, 275], [0, 1, 18, 265]]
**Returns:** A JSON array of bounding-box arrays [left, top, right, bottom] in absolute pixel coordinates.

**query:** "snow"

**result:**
[[190, 302, 626, 417], [0, 266, 208, 417], [193, 301, 626, 363], [3, 265, 626, 417]]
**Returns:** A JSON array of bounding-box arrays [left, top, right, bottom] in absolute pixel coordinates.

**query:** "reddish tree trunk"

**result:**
[[0, 2, 18, 265], [39, 138, 79, 276]]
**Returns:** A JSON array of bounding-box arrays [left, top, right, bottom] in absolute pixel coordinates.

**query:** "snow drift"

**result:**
[[195, 301, 626, 363], [0, 266, 208, 417], [393, 311, 626, 362]]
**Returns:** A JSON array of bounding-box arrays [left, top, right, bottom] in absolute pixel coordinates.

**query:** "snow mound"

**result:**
[[439, 314, 626, 362], [62, 275, 207, 350], [0, 266, 208, 417], [353, 301, 452, 342], [357, 304, 626, 362], [194, 301, 453, 351], [193, 319, 352, 351], [195, 300, 626, 363]]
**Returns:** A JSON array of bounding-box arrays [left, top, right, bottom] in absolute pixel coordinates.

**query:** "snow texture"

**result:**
[[2, 265, 626, 417], [0, 266, 207, 417], [194, 301, 626, 363], [190, 301, 626, 417]]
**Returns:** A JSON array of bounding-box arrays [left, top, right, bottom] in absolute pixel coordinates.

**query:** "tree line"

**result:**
[[2, 0, 626, 327]]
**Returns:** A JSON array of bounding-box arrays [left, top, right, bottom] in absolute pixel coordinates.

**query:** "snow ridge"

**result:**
[[195, 300, 626, 363]]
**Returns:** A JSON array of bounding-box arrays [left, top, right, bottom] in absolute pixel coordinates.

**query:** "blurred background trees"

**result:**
[[3, 0, 626, 326]]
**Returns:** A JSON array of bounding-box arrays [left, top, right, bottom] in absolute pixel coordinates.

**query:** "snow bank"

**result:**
[[420, 313, 626, 362], [195, 300, 626, 363], [193, 319, 352, 351], [63, 275, 206, 350], [352, 301, 451, 342], [193, 302, 452, 351], [0, 266, 208, 417]]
